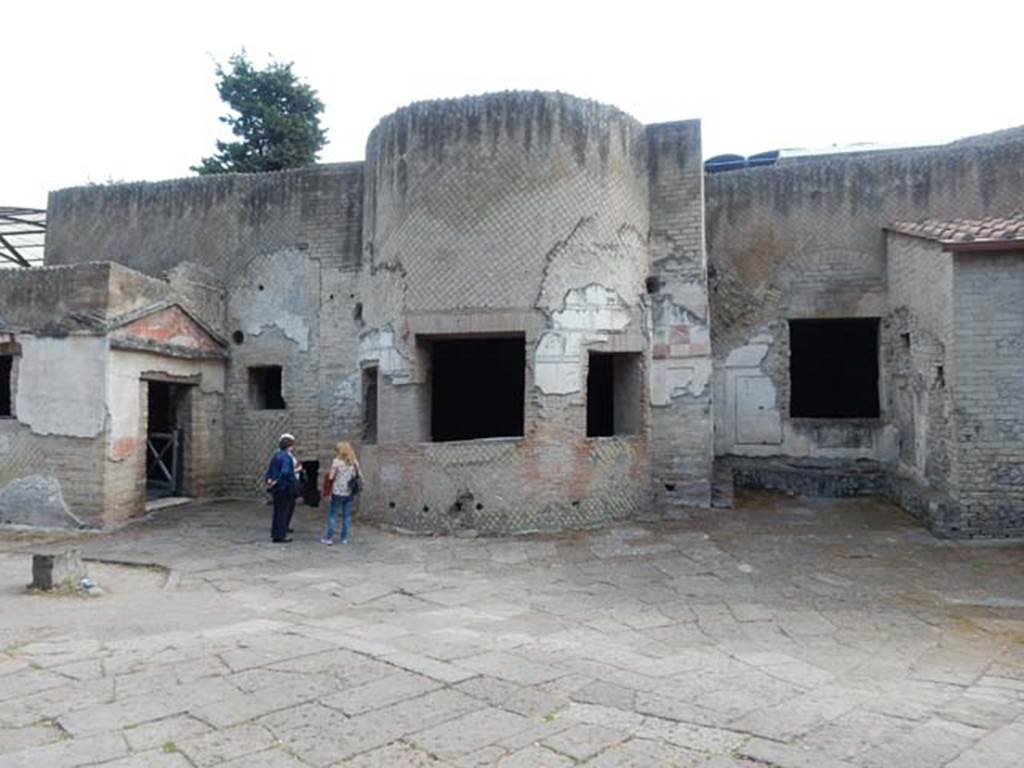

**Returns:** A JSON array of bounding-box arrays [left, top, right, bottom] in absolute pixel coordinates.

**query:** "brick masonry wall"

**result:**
[[35, 94, 712, 532], [358, 93, 658, 531], [707, 138, 1024, 464], [885, 233, 956, 496], [46, 165, 367, 501], [47, 164, 364, 282], [0, 419, 107, 525], [950, 251, 1024, 535], [105, 350, 226, 522], [646, 121, 712, 507]]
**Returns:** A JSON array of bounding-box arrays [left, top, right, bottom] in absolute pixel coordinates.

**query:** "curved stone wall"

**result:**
[[363, 91, 649, 318], [357, 92, 654, 532]]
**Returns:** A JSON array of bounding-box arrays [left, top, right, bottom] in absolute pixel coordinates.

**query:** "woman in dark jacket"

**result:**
[[265, 433, 298, 542]]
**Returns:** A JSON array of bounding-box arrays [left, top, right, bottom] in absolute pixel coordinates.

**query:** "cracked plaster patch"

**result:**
[[535, 219, 647, 313], [725, 342, 771, 368], [15, 336, 107, 438], [535, 285, 633, 395], [231, 250, 312, 351], [651, 359, 712, 405], [332, 372, 360, 406], [360, 326, 411, 384], [551, 285, 632, 333]]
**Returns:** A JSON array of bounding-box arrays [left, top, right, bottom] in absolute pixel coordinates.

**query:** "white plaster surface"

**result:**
[[717, 335, 783, 450], [550, 285, 632, 333], [650, 359, 712, 405], [725, 343, 770, 368], [107, 350, 225, 458], [359, 326, 411, 384], [734, 374, 783, 445], [660, 279, 709, 320], [534, 332, 583, 395], [230, 249, 312, 351], [15, 336, 108, 438], [535, 285, 635, 395]]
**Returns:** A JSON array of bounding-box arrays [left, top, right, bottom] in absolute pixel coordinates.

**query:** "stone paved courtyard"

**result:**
[[0, 491, 1022, 767]]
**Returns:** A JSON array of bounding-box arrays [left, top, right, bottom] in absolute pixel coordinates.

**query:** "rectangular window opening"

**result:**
[[429, 336, 525, 442], [789, 318, 880, 418], [0, 355, 12, 418], [362, 366, 378, 445], [587, 351, 642, 437], [248, 366, 286, 410]]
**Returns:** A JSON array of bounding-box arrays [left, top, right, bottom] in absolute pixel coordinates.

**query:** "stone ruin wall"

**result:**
[[706, 138, 1024, 535], [46, 165, 366, 501], [949, 250, 1024, 536], [884, 233, 957, 499], [21, 93, 1024, 535], [0, 264, 226, 525], [646, 120, 712, 509], [39, 92, 712, 531], [358, 93, 663, 532], [705, 138, 1024, 467]]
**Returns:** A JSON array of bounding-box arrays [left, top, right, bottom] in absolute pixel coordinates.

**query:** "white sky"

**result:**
[[3, 0, 1022, 209]]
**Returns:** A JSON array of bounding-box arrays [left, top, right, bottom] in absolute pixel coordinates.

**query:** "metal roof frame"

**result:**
[[0, 207, 45, 267]]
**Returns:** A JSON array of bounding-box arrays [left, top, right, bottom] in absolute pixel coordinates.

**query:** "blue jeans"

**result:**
[[326, 494, 353, 541]]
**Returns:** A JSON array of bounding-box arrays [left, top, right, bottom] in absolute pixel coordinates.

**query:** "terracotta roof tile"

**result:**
[[887, 212, 1024, 247]]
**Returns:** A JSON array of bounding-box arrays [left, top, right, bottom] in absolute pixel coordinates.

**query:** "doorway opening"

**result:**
[[146, 381, 191, 499]]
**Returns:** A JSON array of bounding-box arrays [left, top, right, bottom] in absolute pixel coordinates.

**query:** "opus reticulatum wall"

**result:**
[[4, 90, 1021, 537]]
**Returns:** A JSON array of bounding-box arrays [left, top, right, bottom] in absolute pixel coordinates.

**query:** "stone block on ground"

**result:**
[[30, 549, 86, 591], [0, 474, 82, 529]]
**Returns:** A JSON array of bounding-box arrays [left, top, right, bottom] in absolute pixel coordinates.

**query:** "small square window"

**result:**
[[587, 352, 642, 437], [248, 366, 286, 410]]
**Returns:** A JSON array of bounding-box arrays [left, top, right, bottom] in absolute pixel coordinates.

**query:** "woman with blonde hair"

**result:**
[[321, 441, 362, 545]]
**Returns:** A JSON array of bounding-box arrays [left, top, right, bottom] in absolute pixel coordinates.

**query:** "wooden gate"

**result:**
[[146, 430, 180, 494]]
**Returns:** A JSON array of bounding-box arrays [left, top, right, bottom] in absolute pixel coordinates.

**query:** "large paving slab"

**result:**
[[0, 490, 1022, 766]]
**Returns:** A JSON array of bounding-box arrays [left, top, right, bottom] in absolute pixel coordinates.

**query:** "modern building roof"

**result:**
[[886, 212, 1024, 251]]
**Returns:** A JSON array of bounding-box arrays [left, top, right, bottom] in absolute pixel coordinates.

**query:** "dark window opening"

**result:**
[[0, 355, 12, 417], [789, 318, 879, 418], [587, 352, 642, 437], [430, 336, 525, 442], [363, 366, 378, 444], [587, 353, 614, 436], [248, 366, 286, 410]]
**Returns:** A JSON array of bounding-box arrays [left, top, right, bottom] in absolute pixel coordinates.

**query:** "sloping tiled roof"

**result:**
[[887, 212, 1024, 250]]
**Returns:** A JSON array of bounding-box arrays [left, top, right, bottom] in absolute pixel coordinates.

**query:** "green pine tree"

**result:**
[[193, 52, 327, 174]]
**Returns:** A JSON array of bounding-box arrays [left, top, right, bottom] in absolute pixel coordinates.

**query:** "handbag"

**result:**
[[347, 472, 363, 496]]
